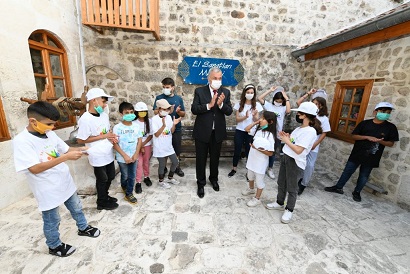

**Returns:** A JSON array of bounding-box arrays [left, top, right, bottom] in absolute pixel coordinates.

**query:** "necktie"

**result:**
[[213, 90, 217, 95]]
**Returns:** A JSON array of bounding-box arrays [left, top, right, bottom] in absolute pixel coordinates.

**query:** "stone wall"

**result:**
[[298, 36, 410, 208]]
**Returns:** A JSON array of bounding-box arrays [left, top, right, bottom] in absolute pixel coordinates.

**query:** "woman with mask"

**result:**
[[257, 86, 291, 179], [228, 84, 263, 178]]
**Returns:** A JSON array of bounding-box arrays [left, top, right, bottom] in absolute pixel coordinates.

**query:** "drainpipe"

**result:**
[[75, 0, 87, 87]]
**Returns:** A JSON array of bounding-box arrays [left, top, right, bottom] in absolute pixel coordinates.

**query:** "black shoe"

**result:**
[[228, 169, 236, 177], [49, 243, 76, 257], [352, 191, 362, 202], [324, 185, 344, 194], [197, 186, 205, 198], [211, 181, 219, 192], [135, 183, 142, 194], [78, 225, 101, 238], [175, 167, 185, 177], [298, 185, 306, 195], [97, 201, 119, 210], [143, 177, 152, 187], [108, 196, 118, 203]]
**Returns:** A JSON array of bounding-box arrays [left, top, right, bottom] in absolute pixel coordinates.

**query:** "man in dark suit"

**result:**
[[191, 67, 233, 198]]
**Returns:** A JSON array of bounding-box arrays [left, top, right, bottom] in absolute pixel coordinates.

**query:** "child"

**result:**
[[241, 111, 277, 207], [133, 101, 153, 193], [258, 86, 291, 179], [13, 101, 100, 257], [113, 102, 142, 203], [152, 99, 182, 188], [77, 87, 119, 210], [228, 84, 263, 178], [265, 102, 321, 224], [325, 102, 399, 202]]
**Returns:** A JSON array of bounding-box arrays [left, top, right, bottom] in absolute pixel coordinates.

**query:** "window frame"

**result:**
[[328, 79, 374, 143], [28, 30, 75, 129], [0, 97, 11, 142]]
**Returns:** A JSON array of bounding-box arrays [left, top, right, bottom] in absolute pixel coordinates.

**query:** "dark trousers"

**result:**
[[195, 131, 222, 186], [232, 129, 252, 167], [335, 161, 373, 193], [276, 154, 303, 211], [93, 161, 116, 205]]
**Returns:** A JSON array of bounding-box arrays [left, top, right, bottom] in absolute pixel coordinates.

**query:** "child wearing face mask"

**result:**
[[258, 86, 291, 179], [265, 102, 322, 224], [228, 84, 263, 178], [133, 102, 153, 194], [241, 111, 277, 207], [77, 88, 119, 210], [152, 99, 182, 189], [113, 102, 142, 204]]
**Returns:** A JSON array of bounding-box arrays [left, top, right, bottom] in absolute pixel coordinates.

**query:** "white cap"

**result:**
[[311, 89, 328, 100], [135, 102, 148, 111], [291, 102, 318, 116], [253, 137, 274, 151], [156, 99, 172, 109], [86, 88, 114, 102], [374, 102, 394, 110], [272, 86, 284, 97]]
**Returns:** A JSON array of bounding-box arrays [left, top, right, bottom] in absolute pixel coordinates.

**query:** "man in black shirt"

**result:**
[[325, 102, 399, 202]]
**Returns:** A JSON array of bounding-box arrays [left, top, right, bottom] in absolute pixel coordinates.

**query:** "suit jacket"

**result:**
[[191, 85, 233, 143]]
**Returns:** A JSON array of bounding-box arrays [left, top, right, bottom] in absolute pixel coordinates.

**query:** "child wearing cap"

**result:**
[[258, 86, 291, 179], [152, 99, 182, 189], [133, 101, 153, 193], [77, 87, 119, 210], [241, 111, 277, 207], [325, 102, 399, 202], [265, 102, 322, 224]]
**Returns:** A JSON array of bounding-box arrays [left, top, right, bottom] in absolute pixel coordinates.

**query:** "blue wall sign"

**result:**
[[178, 56, 244, 86]]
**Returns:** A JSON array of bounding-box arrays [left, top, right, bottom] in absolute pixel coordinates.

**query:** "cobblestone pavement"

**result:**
[[0, 157, 409, 274]]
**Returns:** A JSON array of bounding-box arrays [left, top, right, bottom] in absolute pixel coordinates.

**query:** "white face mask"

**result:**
[[163, 88, 172, 96], [245, 94, 254, 100], [211, 80, 222, 90], [159, 110, 169, 117], [274, 101, 282, 107]]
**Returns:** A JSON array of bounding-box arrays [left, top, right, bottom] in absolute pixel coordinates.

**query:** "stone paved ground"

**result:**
[[0, 157, 409, 274]]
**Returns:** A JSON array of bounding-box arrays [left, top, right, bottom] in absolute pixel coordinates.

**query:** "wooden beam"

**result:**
[[305, 21, 410, 61]]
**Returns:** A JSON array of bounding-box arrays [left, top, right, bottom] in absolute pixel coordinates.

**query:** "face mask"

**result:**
[[159, 110, 169, 117], [32, 120, 54, 134], [211, 80, 222, 90], [295, 114, 304, 123], [123, 113, 136, 121], [163, 88, 172, 96], [138, 112, 147, 118], [94, 105, 104, 114], [274, 101, 282, 107], [260, 124, 268, 130], [245, 94, 254, 100], [376, 112, 390, 121]]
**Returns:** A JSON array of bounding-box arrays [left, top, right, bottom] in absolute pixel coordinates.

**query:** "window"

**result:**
[[328, 79, 374, 143], [0, 97, 11, 141], [28, 30, 74, 128]]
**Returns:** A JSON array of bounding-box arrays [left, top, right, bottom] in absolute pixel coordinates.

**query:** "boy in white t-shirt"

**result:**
[[152, 99, 182, 189], [13, 102, 100, 257], [77, 88, 119, 210]]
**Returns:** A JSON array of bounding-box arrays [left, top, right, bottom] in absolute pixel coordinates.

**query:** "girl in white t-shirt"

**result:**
[[228, 84, 263, 178], [258, 86, 291, 179], [265, 102, 322, 224], [133, 102, 153, 194], [241, 111, 277, 207]]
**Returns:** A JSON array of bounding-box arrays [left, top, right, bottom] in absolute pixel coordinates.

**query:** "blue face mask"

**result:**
[[376, 112, 390, 121], [123, 113, 136, 121], [260, 124, 268, 130], [94, 105, 104, 114]]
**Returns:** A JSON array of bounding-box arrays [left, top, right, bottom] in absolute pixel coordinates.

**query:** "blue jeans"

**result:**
[[268, 137, 281, 168], [232, 130, 252, 167], [118, 161, 137, 196], [335, 161, 373, 193], [42, 193, 88, 249], [301, 151, 318, 187]]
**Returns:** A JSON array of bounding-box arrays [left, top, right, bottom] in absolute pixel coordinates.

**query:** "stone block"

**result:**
[[95, 38, 114, 49]]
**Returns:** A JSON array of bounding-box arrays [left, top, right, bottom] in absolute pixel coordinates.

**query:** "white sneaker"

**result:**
[[159, 181, 171, 189], [281, 209, 293, 224], [241, 188, 256, 196], [267, 168, 275, 179], [167, 178, 180, 185], [247, 197, 261, 207], [265, 201, 284, 210]]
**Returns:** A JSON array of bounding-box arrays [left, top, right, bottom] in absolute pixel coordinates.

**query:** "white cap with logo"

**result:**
[[86, 88, 114, 102], [374, 102, 394, 110], [291, 102, 319, 116]]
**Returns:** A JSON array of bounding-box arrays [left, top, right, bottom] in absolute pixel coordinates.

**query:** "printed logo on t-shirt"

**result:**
[[274, 112, 281, 118], [40, 145, 60, 162], [100, 128, 108, 135], [140, 130, 147, 137], [290, 137, 295, 144], [161, 128, 171, 136]]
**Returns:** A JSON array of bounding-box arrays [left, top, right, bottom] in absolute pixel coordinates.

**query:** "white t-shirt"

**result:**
[[246, 128, 275, 174], [152, 114, 175, 158], [262, 101, 287, 133], [13, 129, 77, 211], [312, 115, 331, 153], [113, 122, 142, 163], [77, 111, 114, 167], [233, 102, 263, 131], [133, 119, 153, 146], [282, 126, 317, 170]]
